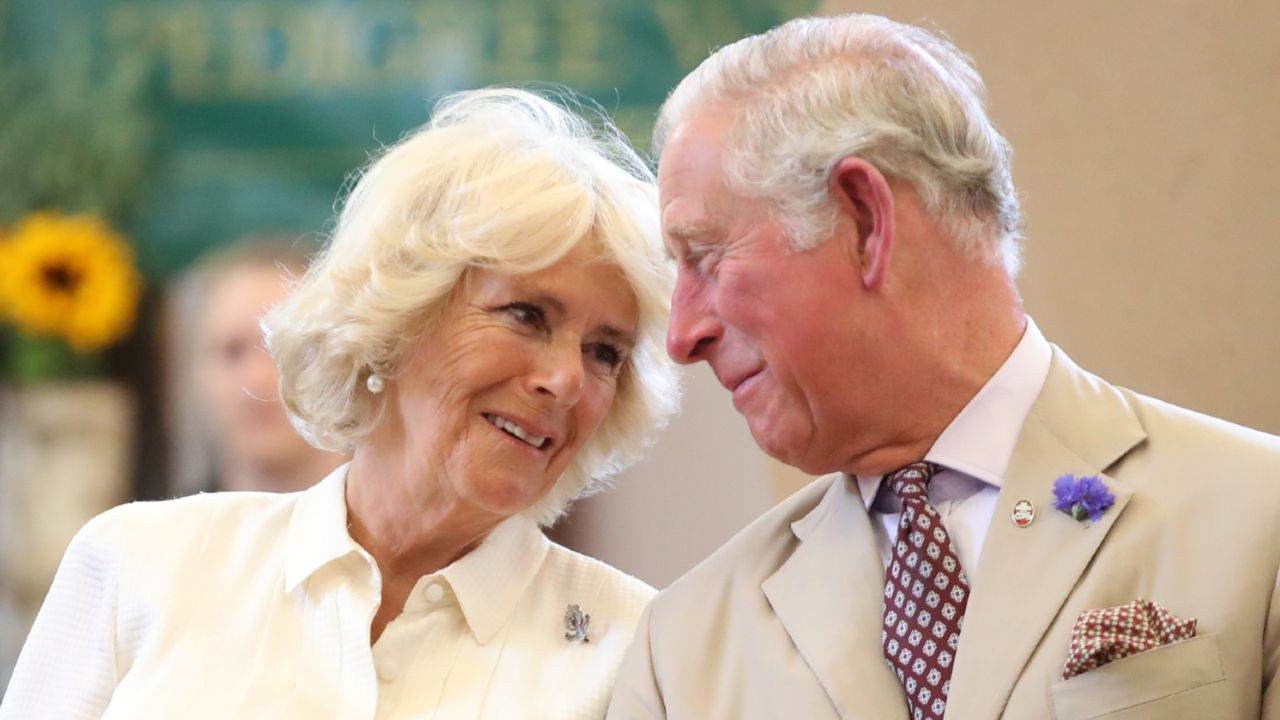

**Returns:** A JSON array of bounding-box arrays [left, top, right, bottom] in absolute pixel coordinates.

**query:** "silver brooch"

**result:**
[[564, 604, 591, 642]]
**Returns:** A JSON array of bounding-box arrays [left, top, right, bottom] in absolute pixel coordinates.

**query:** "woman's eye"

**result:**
[[589, 343, 624, 371], [505, 302, 546, 329]]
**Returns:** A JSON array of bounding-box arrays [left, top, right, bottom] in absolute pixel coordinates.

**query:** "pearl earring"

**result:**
[[365, 373, 385, 394]]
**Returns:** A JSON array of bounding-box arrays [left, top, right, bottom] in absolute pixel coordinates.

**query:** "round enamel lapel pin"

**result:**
[[1011, 499, 1036, 527]]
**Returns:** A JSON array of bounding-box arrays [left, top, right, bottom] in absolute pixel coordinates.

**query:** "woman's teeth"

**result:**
[[483, 414, 549, 449]]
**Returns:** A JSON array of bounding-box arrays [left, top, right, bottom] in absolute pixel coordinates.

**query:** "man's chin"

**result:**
[[749, 422, 809, 472], [748, 426, 847, 478]]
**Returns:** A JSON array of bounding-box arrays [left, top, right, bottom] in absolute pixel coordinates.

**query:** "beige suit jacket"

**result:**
[[608, 348, 1280, 719]]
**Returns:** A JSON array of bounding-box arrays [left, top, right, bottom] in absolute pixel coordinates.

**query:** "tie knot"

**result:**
[[884, 462, 937, 501]]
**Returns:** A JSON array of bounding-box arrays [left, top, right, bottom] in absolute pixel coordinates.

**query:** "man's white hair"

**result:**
[[655, 14, 1023, 276], [265, 87, 679, 526]]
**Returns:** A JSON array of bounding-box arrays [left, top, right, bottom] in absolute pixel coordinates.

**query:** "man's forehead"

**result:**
[[657, 111, 729, 182], [657, 114, 734, 252], [660, 178, 726, 254]]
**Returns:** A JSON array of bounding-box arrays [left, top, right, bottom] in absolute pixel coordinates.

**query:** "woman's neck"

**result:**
[[345, 446, 502, 642]]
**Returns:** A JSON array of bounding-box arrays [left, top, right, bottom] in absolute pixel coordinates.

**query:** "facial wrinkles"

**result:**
[[476, 305, 577, 441], [728, 217, 838, 461], [471, 267, 631, 465], [674, 265, 712, 320], [776, 239, 868, 472], [667, 200, 738, 319], [662, 117, 854, 472], [392, 337, 535, 524], [660, 146, 723, 261], [715, 213, 782, 327], [406, 321, 494, 479]]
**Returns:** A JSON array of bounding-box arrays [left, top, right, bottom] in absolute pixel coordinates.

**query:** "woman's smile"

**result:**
[[481, 412, 554, 451]]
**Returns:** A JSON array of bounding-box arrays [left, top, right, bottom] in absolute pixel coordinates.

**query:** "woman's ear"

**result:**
[[829, 157, 895, 290]]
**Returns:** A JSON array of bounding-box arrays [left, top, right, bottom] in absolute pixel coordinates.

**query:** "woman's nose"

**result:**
[[529, 342, 584, 407]]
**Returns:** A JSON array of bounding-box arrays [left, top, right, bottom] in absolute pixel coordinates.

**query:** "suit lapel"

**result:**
[[763, 475, 910, 720], [944, 347, 1147, 719]]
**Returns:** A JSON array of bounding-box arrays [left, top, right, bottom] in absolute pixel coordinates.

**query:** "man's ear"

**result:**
[[830, 157, 895, 290]]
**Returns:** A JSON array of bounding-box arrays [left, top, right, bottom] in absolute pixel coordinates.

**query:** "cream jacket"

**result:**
[[608, 348, 1280, 719]]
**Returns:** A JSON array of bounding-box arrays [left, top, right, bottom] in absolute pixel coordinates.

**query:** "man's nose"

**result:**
[[666, 273, 721, 364]]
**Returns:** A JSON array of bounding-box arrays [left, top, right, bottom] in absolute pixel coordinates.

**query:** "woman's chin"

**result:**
[[460, 477, 553, 520]]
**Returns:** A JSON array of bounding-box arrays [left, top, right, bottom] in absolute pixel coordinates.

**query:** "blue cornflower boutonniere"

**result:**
[[1052, 474, 1116, 525]]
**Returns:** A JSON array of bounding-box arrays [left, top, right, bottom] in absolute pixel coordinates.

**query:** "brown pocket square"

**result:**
[[1062, 598, 1197, 679]]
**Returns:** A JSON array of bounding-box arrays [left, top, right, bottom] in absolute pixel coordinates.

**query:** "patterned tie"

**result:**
[[881, 462, 970, 720]]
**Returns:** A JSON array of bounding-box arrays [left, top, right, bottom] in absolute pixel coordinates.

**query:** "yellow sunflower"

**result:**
[[0, 211, 143, 351], [0, 228, 7, 316]]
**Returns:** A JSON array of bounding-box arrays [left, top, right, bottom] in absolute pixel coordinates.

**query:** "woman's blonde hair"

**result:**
[[265, 87, 679, 525]]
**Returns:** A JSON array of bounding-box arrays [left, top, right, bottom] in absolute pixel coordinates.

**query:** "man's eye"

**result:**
[[689, 248, 719, 276], [504, 302, 546, 329]]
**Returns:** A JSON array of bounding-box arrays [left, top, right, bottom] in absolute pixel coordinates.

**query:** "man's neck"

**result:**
[[841, 281, 1027, 478]]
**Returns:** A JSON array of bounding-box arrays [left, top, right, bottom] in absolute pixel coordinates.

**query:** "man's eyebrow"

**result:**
[[664, 220, 715, 243], [662, 220, 717, 260]]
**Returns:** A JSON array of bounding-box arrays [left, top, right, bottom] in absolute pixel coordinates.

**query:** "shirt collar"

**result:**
[[283, 462, 551, 645], [438, 513, 550, 644], [283, 463, 364, 593], [855, 317, 1052, 508]]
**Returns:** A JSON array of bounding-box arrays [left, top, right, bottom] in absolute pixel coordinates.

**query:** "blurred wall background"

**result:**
[[1, 0, 1277, 694]]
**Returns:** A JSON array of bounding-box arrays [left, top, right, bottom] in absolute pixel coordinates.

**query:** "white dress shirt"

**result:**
[[0, 465, 654, 720], [856, 318, 1052, 583]]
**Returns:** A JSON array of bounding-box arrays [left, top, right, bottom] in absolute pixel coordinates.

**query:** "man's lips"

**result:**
[[720, 367, 764, 394]]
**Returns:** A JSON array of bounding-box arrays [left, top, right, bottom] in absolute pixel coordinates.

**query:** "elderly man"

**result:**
[[608, 13, 1280, 720]]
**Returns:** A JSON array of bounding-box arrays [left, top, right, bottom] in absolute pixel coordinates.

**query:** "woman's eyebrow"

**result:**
[[515, 292, 565, 314], [594, 325, 637, 348], [518, 290, 635, 345]]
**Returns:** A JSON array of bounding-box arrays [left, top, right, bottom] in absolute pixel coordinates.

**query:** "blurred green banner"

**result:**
[[1, 0, 813, 277]]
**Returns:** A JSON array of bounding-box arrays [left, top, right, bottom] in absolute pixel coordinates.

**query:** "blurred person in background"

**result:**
[[180, 237, 346, 493], [1, 87, 678, 719]]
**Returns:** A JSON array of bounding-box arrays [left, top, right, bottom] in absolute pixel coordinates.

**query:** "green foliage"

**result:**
[[0, 41, 154, 226], [1, 328, 105, 384]]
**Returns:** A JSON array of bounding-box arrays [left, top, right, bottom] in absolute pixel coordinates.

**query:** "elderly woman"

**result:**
[[0, 88, 678, 719]]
